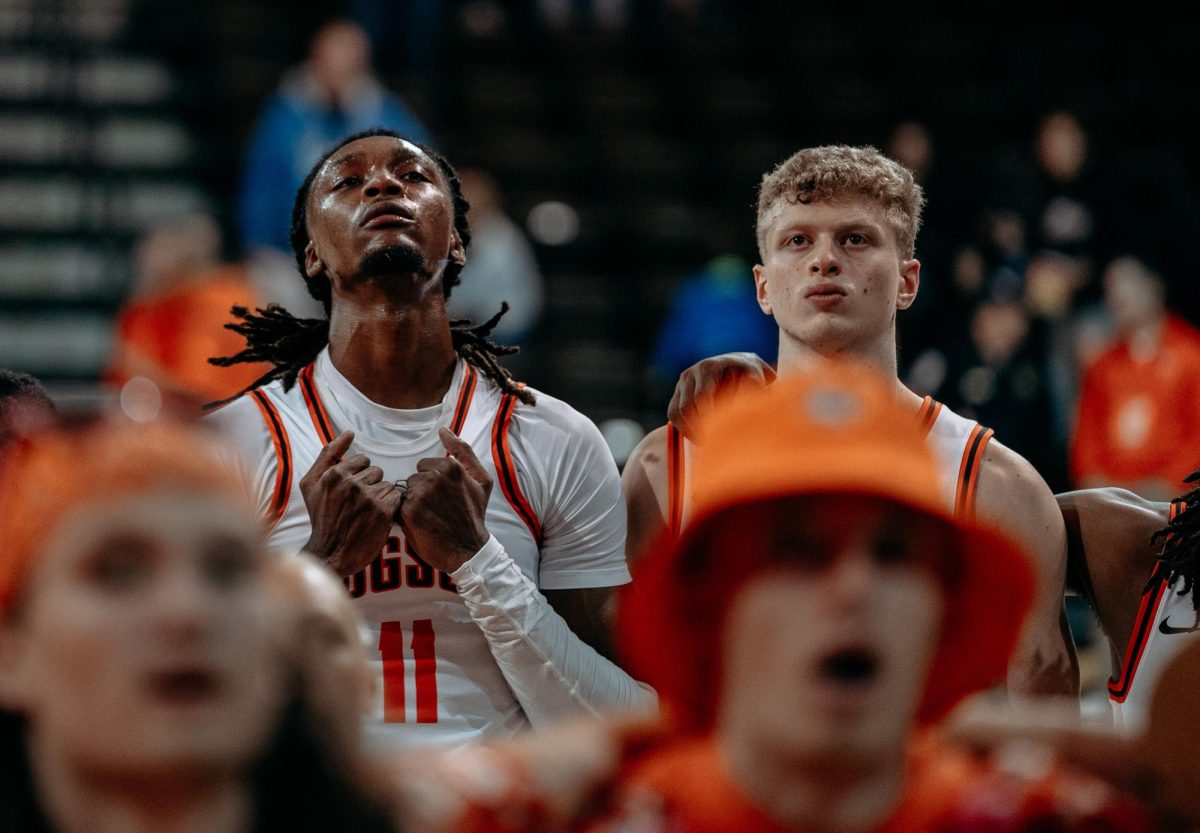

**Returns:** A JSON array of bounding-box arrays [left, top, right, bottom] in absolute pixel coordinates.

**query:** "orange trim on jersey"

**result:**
[[450, 365, 478, 435], [953, 424, 994, 520], [298, 364, 336, 445], [491, 393, 542, 545], [1109, 564, 1170, 702], [666, 423, 684, 539], [249, 390, 292, 530], [916, 396, 943, 437]]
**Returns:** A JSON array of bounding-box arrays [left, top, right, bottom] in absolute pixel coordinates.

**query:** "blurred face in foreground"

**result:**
[[717, 495, 950, 767], [0, 490, 282, 778], [268, 555, 374, 758]]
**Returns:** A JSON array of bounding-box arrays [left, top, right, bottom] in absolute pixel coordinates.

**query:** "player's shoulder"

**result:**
[[927, 399, 1025, 490], [1058, 487, 1169, 556], [929, 400, 986, 440], [977, 434, 1046, 495], [625, 425, 671, 478], [507, 386, 603, 446], [202, 380, 299, 444], [203, 390, 266, 432], [1059, 488, 1168, 599], [973, 435, 1063, 544]]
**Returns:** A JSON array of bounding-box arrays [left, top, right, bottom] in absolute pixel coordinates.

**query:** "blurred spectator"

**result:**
[[0, 370, 54, 448], [352, 0, 445, 73], [650, 254, 776, 385], [932, 299, 1061, 486], [105, 214, 268, 412], [889, 122, 952, 360], [1023, 250, 1095, 472], [1034, 112, 1097, 254], [237, 19, 431, 312], [445, 168, 545, 344], [904, 247, 990, 388], [1072, 256, 1200, 499], [266, 554, 375, 770], [990, 112, 1117, 290], [0, 419, 396, 833]]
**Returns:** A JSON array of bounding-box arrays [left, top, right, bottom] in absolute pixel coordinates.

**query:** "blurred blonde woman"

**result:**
[[0, 417, 396, 833]]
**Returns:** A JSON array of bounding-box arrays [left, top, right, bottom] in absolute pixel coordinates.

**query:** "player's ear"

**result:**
[[753, 264, 772, 315], [896, 258, 920, 310], [304, 241, 325, 279], [448, 229, 466, 268]]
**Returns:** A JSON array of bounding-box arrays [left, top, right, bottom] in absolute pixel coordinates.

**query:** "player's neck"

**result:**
[[327, 291, 457, 409], [777, 331, 898, 379], [777, 333, 919, 407], [29, 741, 251, 833], [721, 731, 907, 833]]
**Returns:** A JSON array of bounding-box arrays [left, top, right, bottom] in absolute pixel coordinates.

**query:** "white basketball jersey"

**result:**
[[1109, 499, 1199, 732], [208, 350, 630, 747], [665, 395, 993, 532]]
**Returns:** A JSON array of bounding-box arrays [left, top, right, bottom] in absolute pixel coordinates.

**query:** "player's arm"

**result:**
[[542, 586, 619, 663], [975, 439, 1080, 701], [1057, 488, 1169, 661], [203, 397, 283, 522], [621, 426, 671, 565], [405, 428, 657, 726]]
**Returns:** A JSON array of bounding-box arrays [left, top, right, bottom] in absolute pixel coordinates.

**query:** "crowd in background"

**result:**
[[6, 5, 1200, 831], [93, 9, 1200, 501]]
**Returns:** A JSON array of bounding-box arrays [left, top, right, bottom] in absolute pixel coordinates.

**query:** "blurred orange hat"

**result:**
[[0, 417, 246, 614], [620, 361, 1035, 732]]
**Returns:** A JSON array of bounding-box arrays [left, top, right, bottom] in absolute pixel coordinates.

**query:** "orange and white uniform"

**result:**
[[1109, 499, 1199, 732], [663, 396, 994, 533], [208, 349, 654, 747]]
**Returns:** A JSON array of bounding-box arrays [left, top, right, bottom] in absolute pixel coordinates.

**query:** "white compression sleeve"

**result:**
[[450, 536, 658, 728]]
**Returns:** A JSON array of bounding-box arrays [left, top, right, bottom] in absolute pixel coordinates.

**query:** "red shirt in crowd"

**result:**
[[1072, 315, 1200, 491]]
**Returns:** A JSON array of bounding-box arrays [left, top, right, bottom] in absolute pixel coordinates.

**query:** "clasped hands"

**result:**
[[300, 428, 492, 577]]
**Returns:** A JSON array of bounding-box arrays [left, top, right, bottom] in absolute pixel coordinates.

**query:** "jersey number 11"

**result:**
[[379, 619, 438, 723]]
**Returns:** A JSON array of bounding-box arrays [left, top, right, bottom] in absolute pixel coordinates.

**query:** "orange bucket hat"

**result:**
[[0, 417, 247, 614], [619, 361, 1035, 732]]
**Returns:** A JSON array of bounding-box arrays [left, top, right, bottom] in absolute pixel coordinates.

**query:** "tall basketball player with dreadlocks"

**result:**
[[1058, 473, 1200, 730], [208, 130, 654, 747]]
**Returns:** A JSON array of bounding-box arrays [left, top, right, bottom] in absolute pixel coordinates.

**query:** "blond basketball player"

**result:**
[[623, 145, 1078, 699]]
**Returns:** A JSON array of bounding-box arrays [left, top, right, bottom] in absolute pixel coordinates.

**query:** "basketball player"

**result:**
[[208, 130, 654, 746], [1059, 480, 1200, 730], [623, 145, 1077, 699]]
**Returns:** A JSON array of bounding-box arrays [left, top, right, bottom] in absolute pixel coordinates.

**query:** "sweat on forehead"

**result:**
[[311, 137, 441, 202], [323, 137, 429, 174]]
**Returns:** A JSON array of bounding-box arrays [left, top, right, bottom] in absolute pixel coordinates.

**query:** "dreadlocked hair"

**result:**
[[207, 129, 534, 409], [1150, 467, 1200, 611]]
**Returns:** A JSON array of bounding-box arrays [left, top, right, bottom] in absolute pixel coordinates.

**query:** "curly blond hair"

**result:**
[[756, 145, 925, 259]]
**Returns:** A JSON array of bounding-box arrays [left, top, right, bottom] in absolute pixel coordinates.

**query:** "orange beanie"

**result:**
[[0, 418, 246, 613]]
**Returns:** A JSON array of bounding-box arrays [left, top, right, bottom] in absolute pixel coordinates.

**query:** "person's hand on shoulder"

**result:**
[[668, 352, 774, 440]]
